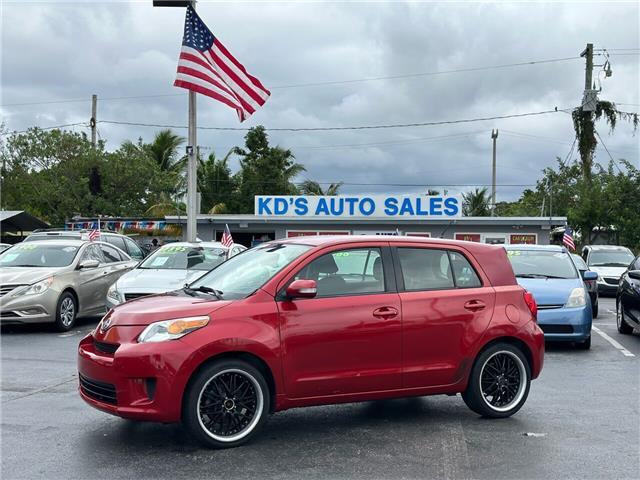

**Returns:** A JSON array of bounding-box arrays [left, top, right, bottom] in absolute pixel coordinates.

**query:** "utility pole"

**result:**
[[490, 129, 498, 216], [582, 43, 594, 92], [90, 94, 97, 148]]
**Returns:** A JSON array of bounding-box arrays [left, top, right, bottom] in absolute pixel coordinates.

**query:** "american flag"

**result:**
[[221, 224, 234, 248], [88, 227, 101, 242], [562, 226, 575, 251], [174, 5, 270, 122]]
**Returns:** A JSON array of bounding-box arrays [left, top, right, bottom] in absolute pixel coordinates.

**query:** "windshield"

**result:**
[[588, 250, 634, 267], [0, 244, 80, 267], [139, 245, 228, 271], [191, 243, 312, 299], [507, 250, 578, 279]]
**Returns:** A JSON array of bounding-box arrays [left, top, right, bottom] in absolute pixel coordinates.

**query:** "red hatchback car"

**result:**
[[78, 236, 544, 448]]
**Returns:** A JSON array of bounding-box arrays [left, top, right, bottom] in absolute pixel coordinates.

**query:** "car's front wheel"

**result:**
[[183, 359, 270, 449], [462, 343, 531, 418], [53, 292, 77, 332], [617, 301, 633, 334]]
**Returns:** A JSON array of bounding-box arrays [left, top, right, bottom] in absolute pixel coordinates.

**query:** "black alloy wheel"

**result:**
[[183, 359, 270, 449], [462, 343, 531, 418]]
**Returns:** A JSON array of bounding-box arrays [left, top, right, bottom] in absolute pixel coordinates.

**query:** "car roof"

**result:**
[[585, 245, 631, 251], [504, 244, 566, 252], [271, 234, 499, 250], [157, 241, 233, 250], [17, 239, 87, 247]]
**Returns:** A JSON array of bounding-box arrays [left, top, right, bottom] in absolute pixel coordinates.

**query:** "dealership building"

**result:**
[[166, 194, 567, 247]]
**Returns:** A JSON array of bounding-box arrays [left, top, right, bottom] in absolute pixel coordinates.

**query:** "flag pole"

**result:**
[[186, 0, 198, 243]]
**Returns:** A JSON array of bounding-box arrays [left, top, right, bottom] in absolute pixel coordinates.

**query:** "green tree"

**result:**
[[299, 180, 343, 196], [462, 187, 490, 216], [233, 126, 305, 213], [198, 150, 236, 214]]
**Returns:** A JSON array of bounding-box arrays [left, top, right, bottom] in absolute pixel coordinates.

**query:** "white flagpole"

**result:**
[[186, 0, 198, 243]]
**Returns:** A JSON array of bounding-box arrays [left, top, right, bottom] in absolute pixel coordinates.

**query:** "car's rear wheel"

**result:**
[[462, 343, 531, 418], [183, 359, 270, 449], [617, 301, 633, 334], [53, 292, 77, 332]]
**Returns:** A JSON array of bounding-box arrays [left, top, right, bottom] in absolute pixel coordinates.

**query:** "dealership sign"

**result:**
[[255, 195, 462, 218]]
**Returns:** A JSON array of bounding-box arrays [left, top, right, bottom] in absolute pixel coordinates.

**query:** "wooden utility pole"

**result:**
[[491, 129, 498, 216], [90, 94, 97, 147], [581, 43, 594, 92]]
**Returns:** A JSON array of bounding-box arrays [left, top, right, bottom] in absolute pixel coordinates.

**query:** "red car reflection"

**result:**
[[78, 236, 544, 448]]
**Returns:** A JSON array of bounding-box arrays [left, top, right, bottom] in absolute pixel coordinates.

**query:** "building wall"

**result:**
[[193, 220, 554, 247]]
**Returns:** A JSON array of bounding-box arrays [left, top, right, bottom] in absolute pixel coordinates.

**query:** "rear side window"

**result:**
[[106, 235, 126, 252], [398, 248, 454, 291], [124, 238, 145, 260], [100, 244, 124, 263], [449, 251, 482, 288]]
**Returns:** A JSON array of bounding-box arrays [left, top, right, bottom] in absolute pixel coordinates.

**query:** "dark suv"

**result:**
[[24, 230, 146, 261]]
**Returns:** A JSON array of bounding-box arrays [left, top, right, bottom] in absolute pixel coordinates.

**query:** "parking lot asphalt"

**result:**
[[1, 297, 638, 480]]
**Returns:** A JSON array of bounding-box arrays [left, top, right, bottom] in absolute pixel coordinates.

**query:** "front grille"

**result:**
[[94, 340, 119, 354], [79, 374, 117, 405], [124, 293, 151, 301], [603, 277, 619, 285], [538, 304, 564, 310], [0, 285, 25, 297], [540, 324, 574, 334]]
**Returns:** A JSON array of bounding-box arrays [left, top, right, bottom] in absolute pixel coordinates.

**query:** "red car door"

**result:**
[[393, 245, 495, 388], [277, 243, 402, 398]]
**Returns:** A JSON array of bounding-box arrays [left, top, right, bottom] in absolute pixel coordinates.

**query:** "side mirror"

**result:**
[[582, 271, 598, 281], [78, 259, 100, 269], [286, 279, 317, 299], [629, 270, 640, 280]]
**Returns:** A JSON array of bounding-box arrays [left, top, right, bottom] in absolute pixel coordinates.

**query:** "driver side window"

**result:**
[[81, 245, 104, 264], [296, 248, 385, 297]]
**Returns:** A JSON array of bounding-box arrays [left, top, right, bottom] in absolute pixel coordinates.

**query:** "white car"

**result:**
[[582, 245, 635, 295], [106, 241, 246, 308]]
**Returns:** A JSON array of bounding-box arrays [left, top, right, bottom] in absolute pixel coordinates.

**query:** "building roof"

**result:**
[[165, 214, 567, 227], [0, 211, 50, 232]]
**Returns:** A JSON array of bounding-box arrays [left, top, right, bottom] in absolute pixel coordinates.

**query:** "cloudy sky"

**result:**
[[2, 0, 639, 202]]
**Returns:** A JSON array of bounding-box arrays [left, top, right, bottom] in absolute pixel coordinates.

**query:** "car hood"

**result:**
[[106, 290, 233, 327], [588, 266, 626, 278], [516, 278, 582, 306], [115, 268, 207, 293], [0, 267, 64, 286]]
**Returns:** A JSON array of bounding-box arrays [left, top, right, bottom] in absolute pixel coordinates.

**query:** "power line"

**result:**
[[594, 128, 624, 174], [0, 56, 581, 108], [293, 131, 485, 150], [13, 122, 87, 134], [100, 109, 563, 132]]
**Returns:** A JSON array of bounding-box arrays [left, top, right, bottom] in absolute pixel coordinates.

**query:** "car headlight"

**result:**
[[12, 277, 54, 297], [137, 316, 210, 343], [107, 284, 121, 304], [565, 287, 587, 308]]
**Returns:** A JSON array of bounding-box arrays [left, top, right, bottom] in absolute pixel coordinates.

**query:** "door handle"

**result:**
[[373, 306, 399, 319], [464, 300, 486, 312]]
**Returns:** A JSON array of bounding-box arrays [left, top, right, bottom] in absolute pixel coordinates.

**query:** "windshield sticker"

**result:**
[[334, 252, 350, 257], [1, 253, 19, 262], [62, 247, 78, 252], [150, 256, 170, 267], [161, 246, 187, 254], [14, 244, 36, 251], [507, 250, 521, 256]]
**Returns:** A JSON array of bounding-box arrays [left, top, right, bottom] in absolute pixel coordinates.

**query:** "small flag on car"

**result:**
[[88, 220, 101, 241], [221, 224, 234, 248], [562, 226, 575, 251]]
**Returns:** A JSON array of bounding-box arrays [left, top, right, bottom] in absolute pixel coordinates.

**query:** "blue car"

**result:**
[[505, 245, 596, 350]]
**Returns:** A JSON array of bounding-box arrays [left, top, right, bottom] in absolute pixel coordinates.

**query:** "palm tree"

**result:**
[[462, 187, 491, 216], [145, 129, 186, 172], [299, 180, 343, 196], [145, 192, 186, 217]]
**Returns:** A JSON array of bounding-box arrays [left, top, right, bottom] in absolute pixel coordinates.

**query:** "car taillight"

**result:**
[[523, 291, 538, 321]]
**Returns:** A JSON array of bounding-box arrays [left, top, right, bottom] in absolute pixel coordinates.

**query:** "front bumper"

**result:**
[[596, 281, 618, 295], [77, 326, 200, 423], [0, 289, 59, 324], [537, 305, 592, 342]]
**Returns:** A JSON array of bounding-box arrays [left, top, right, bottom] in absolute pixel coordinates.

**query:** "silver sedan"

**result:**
[[0, 240, 137, 331]]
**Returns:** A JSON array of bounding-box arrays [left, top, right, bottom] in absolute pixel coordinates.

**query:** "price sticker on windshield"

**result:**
[[161, 246, 187, 254]]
